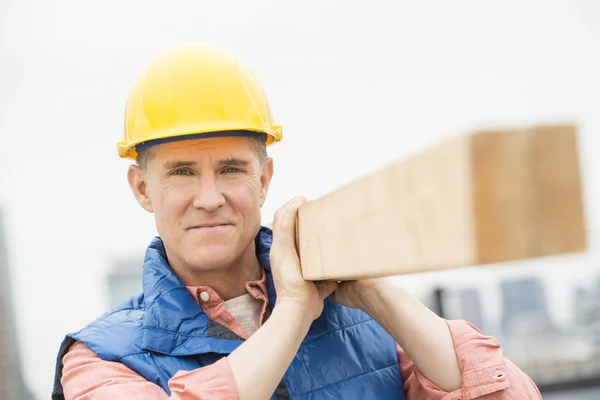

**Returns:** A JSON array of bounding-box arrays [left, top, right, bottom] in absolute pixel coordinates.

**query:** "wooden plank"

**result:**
[[528, 124, 587, 256], [296, 124, 586, 281], [470, 128, 534, 263]]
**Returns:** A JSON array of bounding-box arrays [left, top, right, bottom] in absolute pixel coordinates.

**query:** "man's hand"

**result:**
[[270, 196, 339, 321]]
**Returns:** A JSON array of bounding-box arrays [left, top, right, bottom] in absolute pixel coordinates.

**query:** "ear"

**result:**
[[127, 165, 154, 213], [259, 158, 274, 208]]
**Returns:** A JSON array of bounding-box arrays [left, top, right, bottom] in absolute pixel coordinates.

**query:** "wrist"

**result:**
[[274, 299, 320, 325], [356, 278, 404, 315], [351, 278, 384, 314]]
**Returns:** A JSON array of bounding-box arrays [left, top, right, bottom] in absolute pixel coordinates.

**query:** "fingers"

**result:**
[[272, 195, 305, 252]]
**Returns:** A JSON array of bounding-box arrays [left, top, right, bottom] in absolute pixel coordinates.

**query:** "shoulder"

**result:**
[[70, 293, 146, 361]]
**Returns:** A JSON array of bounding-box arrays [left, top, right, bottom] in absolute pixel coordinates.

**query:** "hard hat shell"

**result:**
[[117, 43, 282, 159]]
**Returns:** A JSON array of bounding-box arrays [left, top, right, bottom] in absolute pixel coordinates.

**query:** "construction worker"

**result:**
[[52, 43, 542, 399]]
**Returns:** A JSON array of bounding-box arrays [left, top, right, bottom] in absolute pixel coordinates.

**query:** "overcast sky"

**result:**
[[1, 0, 599, 397]]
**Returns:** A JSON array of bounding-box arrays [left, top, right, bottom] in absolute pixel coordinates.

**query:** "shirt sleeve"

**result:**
[[397, 319, 543, 400], [61, 341, 239, 400]]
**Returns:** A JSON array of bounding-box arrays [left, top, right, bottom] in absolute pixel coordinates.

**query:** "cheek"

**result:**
[[151, 182, 194, 228], [224, 177, 262, 213]]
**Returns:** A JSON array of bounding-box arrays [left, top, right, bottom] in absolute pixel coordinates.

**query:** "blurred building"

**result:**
[[424, 286, 485, 332], [457, 288, 485, 331], [106, 257, 143, 308], [574, 278, 600, 349], [0, 209, 36, 400], [500, 276, 557, 338]]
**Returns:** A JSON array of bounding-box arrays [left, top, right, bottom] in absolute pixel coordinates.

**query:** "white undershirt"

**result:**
[[224, 293, 262, 337]]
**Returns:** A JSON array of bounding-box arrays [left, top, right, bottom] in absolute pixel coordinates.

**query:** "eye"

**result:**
[[222, 167, 241, 174], [172, 168, 191, 176]]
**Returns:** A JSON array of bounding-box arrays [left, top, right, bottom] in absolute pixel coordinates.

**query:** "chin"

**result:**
[[185, 244, 239, 271]]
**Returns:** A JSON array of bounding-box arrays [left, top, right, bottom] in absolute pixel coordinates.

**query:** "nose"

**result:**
[[192, 175, 226, 212]]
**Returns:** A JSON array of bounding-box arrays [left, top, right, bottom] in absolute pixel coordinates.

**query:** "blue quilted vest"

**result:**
[[52, 227, 405, 399]]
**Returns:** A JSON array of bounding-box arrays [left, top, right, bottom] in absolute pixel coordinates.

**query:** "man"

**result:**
[[52, 43, 541, 399]]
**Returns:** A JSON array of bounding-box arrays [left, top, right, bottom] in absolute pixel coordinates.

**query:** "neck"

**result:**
[[169, 240, 262, 301]]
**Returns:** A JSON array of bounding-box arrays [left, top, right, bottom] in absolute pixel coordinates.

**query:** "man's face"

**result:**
[[128, 136, 273, 274]]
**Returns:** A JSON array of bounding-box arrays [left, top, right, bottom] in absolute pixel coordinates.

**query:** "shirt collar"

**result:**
[[185, 268, 269, 305]]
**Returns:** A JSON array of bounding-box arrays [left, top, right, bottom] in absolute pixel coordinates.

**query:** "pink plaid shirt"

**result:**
[[61, 272, 542, 399]]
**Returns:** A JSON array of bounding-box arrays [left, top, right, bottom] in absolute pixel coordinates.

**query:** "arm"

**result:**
[[227, 302, 314, 398], [398, 320, 543, 399]]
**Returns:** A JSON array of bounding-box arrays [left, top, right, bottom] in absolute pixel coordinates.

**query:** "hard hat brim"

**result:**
[[118, 128, 281, 160]]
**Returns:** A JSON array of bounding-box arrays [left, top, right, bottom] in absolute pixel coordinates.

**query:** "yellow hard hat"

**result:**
[[117, 43, 282, 159]]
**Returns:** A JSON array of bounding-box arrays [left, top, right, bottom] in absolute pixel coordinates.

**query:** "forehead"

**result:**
[[150, 136, 256, 161]]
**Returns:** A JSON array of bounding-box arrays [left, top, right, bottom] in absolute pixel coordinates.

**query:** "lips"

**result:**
[[187, 222, 232, 230]]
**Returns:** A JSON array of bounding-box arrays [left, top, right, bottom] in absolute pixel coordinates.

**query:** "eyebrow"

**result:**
[[217, 157, 251, 167], [162, 160, 197, 170], [162, 157, 251, 170]]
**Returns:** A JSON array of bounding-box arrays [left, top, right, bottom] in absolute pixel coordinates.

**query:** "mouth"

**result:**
[[187, 223, 233, 230]]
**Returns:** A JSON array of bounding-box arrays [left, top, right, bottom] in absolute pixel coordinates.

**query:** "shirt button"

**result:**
[[200, 291, 210, 302]]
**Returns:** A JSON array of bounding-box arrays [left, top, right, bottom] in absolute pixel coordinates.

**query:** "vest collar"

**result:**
[[141, 226, 276, 356]]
